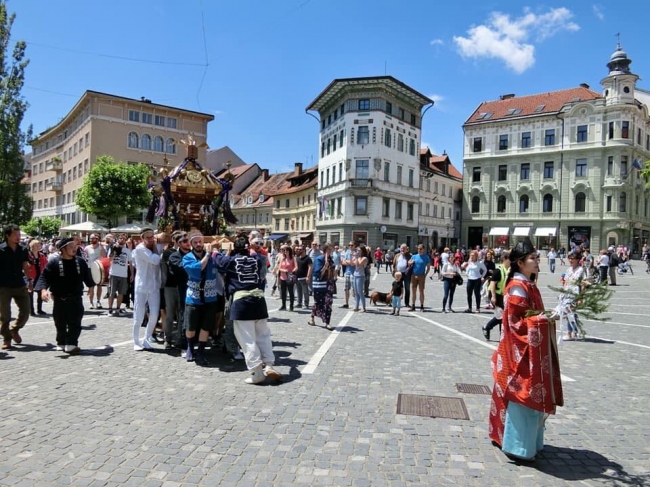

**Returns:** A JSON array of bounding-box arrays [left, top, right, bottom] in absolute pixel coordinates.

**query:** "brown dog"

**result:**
[[370, 290, 393, 306]]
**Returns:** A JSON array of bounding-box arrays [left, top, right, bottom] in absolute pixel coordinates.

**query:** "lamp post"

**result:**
[[446, 223, 450, 247]]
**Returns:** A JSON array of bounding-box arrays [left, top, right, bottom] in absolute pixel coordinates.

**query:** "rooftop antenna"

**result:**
[[615, 32, 621, 49]]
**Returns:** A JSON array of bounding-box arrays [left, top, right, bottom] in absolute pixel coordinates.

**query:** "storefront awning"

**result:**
[[297, 233, 313, 239], [264, 233, 287, 241], [489, 227, 510, 236], [512, 227, 531, 237], [534, 227, 557, 237]]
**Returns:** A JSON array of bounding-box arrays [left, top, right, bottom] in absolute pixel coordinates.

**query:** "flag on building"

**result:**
[[632, 158, 644, 171]]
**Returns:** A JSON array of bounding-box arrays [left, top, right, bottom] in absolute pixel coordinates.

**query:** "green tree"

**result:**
[[0, 1, 32, 226], [76, 155, 151, 228], [22, 216, 63, 237]]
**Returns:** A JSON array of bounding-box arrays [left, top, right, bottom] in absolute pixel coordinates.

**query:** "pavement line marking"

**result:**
[[105, 340, 133, 348], [587, 336, 650, 350], [302, 311, 353, 374], [25, 315, 113, 327], [583, 319, 650, 329], [409, 312, 575, 383], [372, 272, 379, 281]]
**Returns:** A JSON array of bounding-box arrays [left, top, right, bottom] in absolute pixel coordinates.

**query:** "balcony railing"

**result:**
[[349, 178, 372, 188], [46, 181, 63, 192], [45, 160, 63, 172]]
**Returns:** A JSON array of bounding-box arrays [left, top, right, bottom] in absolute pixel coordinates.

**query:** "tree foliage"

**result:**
[[75, 155, 151, 228], [22, 216, 63, 238], [0, 1, 32, 226]]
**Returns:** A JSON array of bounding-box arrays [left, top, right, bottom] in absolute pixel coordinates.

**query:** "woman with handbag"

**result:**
[[277, 245, 297, 311], [27, 239, 48, 316], [308, 243, 336, 329], [441, 254, 462, 313], [462, 250, 488, 313]]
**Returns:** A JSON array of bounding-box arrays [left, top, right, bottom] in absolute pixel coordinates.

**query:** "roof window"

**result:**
[[477, 112, 493, 120], [534, 104, 546, 112]]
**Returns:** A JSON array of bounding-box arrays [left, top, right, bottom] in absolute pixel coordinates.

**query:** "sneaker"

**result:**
[[142, 339, 154, 350], [165, 342, 173, 350], [409, 306, 416, 312], [195, 353, 209, 366], [420, 306, 424, 312], [339, 304, 349, 309], [295, 304, 303, 309], [65, 346, 81, 355], [10, 330, 22, 344], [482, 326, 490, 341], [95, 302, 103, 309], [464, 309, 472, 314], [118, 308, 126, 315], [55, 345, 64, 351], [263, 365, 283, 382], [89, 304, 95, 310], [245, 364, 265, 384], [390, 311, 395, 315], [107, 309, 114, 315]]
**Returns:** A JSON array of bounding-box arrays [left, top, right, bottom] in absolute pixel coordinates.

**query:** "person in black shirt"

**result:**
[[294, 246, 312, 309], [390, 272, 404, 316], [0, 225, 31, 350], [168, 233, 191, 349], [36, 237, 95, 354]]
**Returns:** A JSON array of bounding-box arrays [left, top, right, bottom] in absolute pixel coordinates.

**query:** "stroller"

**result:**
[[617, 261, 634, 275]]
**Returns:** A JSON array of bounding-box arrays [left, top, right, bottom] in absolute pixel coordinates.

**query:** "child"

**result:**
[[390, 271, 404, 316]]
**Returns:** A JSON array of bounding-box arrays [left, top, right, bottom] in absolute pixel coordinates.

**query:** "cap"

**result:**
[[188, 232, 203, 243], [58, 237, 75, 250], [509, 237, 536, 262]]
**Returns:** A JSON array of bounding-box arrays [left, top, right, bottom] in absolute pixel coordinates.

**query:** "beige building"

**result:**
[[29, 91, 214, 226], [271, 163, 318, 244]]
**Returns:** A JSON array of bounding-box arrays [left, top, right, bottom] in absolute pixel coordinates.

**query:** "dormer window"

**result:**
[[534, 104, 545, 112], [259, 194, 265, 203], [477, 112, 492, 120], [247, 195, 253, 204], [505, 108, 522, 116]]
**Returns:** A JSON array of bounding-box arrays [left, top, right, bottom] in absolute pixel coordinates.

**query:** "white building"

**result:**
[[306, 76, 433, 249], [461, 46, 650, 255]]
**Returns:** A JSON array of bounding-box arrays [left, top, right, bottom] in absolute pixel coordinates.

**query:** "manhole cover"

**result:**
[[396, 394, 469, 420], [456, 383, 492, 395]]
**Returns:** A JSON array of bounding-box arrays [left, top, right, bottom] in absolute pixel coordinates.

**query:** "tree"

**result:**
[[76, 155, 151, 228], [22, 216, 63, 238], [0, 1, 32, 226]]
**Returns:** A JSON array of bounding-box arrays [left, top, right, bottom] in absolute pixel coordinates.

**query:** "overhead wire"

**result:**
[[196, 0, 210, 108]]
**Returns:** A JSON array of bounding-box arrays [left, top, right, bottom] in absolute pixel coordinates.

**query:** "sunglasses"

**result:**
[[179, 239, 189, 243]]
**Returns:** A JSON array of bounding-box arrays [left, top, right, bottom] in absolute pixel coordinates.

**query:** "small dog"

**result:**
[[370, 290, 393, 306]]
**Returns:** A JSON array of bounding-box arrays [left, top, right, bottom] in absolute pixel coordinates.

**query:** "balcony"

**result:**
[[45, 160, 63, 172], [349, 178, 372, 188], [46, 180, 63, 192]]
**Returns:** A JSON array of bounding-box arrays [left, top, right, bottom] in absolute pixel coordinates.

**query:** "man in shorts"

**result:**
[[340, 241, 356, 309], [107, 234, 132, 315]]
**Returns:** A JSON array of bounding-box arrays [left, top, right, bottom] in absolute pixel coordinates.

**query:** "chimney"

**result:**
[[262, 168, 269, 181], [499, 93, 515, 100], [580, 82, 590, 89], [294, 162, 303, 175]]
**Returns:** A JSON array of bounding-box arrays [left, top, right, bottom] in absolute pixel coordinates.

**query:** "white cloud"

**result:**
[[453, 7, 579, 74], [593, 5, 605, 20], [430, 39, 444, 45], [427, 94, 444, 105]]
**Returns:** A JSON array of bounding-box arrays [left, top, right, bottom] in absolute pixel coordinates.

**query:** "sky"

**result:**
[[11, 0, 650, 174]]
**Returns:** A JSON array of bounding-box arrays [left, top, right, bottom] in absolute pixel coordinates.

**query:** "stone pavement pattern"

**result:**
[[0, 265, 649, 486]]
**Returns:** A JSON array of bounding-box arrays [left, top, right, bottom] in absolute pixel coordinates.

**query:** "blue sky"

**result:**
[[12, 0, 649, 174]]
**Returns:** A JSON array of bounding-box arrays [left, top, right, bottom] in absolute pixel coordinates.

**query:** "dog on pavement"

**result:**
[[370, 290, 393, 306]]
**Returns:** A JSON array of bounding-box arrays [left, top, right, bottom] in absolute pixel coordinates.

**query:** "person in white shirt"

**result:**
[[107, 234, 133, 315], [132, 228, 161, 351], [85, 233, 106, 309]]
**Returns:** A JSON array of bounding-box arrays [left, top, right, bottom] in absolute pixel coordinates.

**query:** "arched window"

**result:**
[[497, 195, 506, 213], [575, 192, 586, 213], [128, 132, 139, 148], [141, 134, 152, 150], [471, 196, 480, 213], [519, 194, 529, 213], [543, 194, 553, 213], [153, 136, 164, 152], [619, 192, 627, 212], [166, 138, 176, 154]]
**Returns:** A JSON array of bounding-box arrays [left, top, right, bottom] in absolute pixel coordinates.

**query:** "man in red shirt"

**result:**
[[373, 247, 383, 274]]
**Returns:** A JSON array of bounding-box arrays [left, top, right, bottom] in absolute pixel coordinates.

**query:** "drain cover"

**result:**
[[396, 394, 469, 420], [456, 383, 492, 395]]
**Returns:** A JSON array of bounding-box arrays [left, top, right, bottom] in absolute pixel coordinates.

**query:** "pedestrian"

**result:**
[[340, 241, 356, 308], [308, 243, 336, 329], [0, 225, 32, 350], [131, 228, 162, 351], [351, 245, 368, 312], [462, 250, 487, 313], [214, 232, 282, 384], [393, 244, 412, 308], [374, 247, 383, 274], [168, 233, 191, 349], [441, 254, 461, 313], [597, 249, 610, 285], [161, 232, 181, 350], [294, 245, 312, 309], [489, 237, 563, 462], [27, 239, 48, 316], [607, 248, 619, 285], [482, 251, 510, 340], [559, 251, 586, 341], [332, 245, 342, 277], [390, 271, 403, 316], [482, 250, 496, 309], [408, 244, 431, 311], [276, 245, 297, 311], [106, 234, 133, 316], [363, 245, 372, 297], [384, 248, 394, 273], [35, 237, 95, 354], [547, 248, 557, 274], [84, 233, 106, 309]]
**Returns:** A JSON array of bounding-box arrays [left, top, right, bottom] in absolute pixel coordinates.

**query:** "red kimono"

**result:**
[[488, 275, 564, 446]]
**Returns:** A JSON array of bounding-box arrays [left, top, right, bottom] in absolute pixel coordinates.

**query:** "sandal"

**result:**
[[307, 320, 316, 326]]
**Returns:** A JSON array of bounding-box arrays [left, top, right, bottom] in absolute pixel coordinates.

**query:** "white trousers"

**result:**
[[133, 290, 160, 346], [233, 319, 275, 370]]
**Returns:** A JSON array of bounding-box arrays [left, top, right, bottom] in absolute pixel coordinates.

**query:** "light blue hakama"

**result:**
[[502, 402, 546, 460]]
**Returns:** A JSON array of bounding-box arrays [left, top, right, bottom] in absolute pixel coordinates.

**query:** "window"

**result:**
[[424, 203, 429, 216], [620, 192, 627, 212], [355, 159, 369, 180], [85, 132, 89, 147], [521, 131, 531, 148], [155, 115, 165, 126], [399, 108, 405, 119], [321, 142, 325, 158], [284, 218, 290, 231], [606, 195, 612, 212], [409, 139, 415, 156], [327, 114, 331, 126], [275, 199, 281, 209], [325, 168, 330, 186], [285, 199, 290, 209], [519, 194, 529, 213], [355, 196, 368, 215], [407, 203, 414, 220], [385, 101, 392, 114], [543, 194, 553, 213], [384, 128, 392, 148], [358, 99, 370, 110], [499, 134, 508, 150], [575, 192, 586, 213], [622, 121, 629, 139], [396, 165, 402, 185], [142, 113, 152, 124], [408, 169, 414, 188], [357, 126, 369, 145], [167, 117, 177, 129], [165, 138, 176, 154], [575, 158, 587, 177], [128, 110, 139, 122], [520, 163, 530, 180], [397, 134, 404, 152], [607, 156, 614, 176], [608, 121, 614, 139], [395, 200, 402, 219], [621, 156, 628, 176], [153, 136, 164, 152], [128, 132, 139, 148], [433, 205, 438, 217], [339, 130, 344, 149], [339, 162, 343, 181], [473, 137, 482, 152], [382, 198, 390, 217], [411, 114, 416, 125], [497, 195, 506, 213], [472, 167, 481, 183], [333, 134, 337, 152], [442, 183, 445, 195], [498, 165, 507, 181], [141, 134, 152, 150], [636, 194, 640, 215], [544, 129, 555, 145], [577, 125, 588, 142], [543, 161, 554, 179], [471, 196, 480, 213], [434, 181, 438, 193], [326, 138, 331, 155], [637, 128, 642, 145]]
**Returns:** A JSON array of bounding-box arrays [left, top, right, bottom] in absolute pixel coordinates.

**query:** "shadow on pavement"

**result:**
[[11, 343, 58, 353], [268, 317, 291, 323], [532, 446, 648, 485], [0, 352, 15, 360], [580, 337, 615, 344], [81, 324, 97, 330], [273, 341, 301, 348]]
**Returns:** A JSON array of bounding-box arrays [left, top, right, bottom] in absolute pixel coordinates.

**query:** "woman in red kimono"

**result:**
[[488, 237, 563, 462]]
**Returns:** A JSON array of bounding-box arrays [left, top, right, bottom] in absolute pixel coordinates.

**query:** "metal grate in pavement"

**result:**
[[456, 383, 492, 395], [396, 394, 469, 420]]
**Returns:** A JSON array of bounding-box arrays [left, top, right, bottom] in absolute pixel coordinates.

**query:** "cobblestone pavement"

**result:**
[[1, 262, 648, 486]]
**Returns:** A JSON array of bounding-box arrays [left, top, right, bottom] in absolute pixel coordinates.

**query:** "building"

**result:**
[[270, 163, 318, 244], [306, 76, 434, 248], [205, 145, 246, 174], [229, 168, 278, 237], [461, 46, 650, 255], [28, 91, 214, 225], [418, 148, 463, 249]]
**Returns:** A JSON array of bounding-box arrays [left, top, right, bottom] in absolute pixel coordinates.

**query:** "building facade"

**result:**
[[461, 46, 650, 255], [28, 91, 213, 225], [306, 76, 433, 249]]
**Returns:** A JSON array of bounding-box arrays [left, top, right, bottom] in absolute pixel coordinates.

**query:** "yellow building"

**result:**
[[29, 91, 214, 225]]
